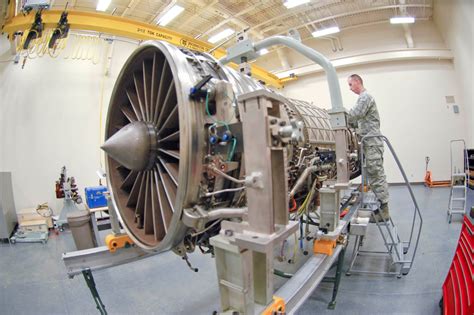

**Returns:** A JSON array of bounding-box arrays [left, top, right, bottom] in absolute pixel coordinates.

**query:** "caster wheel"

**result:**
[[397, 274, 402, 279], [10, 239, 16, 244], [345, 272, 351, 276]]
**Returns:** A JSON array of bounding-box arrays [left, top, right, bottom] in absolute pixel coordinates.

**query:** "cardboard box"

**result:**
[[17, 208, 53, 228], [19, 219, 48, 233]]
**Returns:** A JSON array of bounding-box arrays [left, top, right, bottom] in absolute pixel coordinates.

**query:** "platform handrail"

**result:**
[[360, 134, 423, 271], [449, 139, 468, 184]]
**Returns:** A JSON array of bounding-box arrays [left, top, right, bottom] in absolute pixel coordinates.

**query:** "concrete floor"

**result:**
[[0, 185, 472, 315]]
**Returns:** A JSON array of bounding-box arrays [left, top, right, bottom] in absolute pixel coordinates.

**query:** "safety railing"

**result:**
[[360, 134, 423, 272]]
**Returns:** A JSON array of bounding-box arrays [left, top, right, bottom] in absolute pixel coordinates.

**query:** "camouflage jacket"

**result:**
[[348, 90, 383, 147]]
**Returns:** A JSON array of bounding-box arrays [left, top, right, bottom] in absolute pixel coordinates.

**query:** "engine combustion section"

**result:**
[[102, 40, 360, 253]]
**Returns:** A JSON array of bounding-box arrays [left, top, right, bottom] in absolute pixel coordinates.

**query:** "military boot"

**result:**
[[369, 203, 390, 223], [380, 203, 390, 221]]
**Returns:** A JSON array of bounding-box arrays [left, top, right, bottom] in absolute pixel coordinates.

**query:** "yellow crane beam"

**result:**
[[2, 9, 284, 88]]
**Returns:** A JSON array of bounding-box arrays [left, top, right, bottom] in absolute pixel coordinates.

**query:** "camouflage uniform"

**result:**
[[348, 90, 389, 205]]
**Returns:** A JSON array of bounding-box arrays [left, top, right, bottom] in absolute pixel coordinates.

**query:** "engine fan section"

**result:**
[[103, 45, 180, 249]]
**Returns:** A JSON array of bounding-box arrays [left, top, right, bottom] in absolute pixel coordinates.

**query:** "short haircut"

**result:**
[[349, 74, 363, 85]]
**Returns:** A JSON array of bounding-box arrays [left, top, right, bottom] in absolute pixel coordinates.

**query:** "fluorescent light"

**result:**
[[208, 28, 235, 44], [259, 48, 269, 55], [312, 26, 340, 38], [390, 16, 415, 24], [283, 0, 310, 9], [96, 0, 111, 11], [157, 5, 185, 26]]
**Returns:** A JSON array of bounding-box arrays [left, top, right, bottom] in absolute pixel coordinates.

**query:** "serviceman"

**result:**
[[347, 74, 390, 221]]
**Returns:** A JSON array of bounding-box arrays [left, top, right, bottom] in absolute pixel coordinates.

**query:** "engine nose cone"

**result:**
[[102, 121, 157, 171]]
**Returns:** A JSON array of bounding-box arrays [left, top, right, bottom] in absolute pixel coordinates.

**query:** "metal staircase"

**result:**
[[373, 206, 411, 275], [346, 135, 423, 278]]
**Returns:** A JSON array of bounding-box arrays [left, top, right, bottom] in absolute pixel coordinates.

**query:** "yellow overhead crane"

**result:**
[[2, 8, 285, 88]]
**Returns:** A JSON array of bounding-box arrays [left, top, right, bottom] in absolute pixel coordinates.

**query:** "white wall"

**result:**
[[0, 36, 138, 213], [433, 0, 473, 147]]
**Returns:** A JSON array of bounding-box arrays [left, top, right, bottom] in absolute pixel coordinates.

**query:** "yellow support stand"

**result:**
[[105, 234, 134, 252], [261, 296, 285, 315], [313, 238, 337, 256]]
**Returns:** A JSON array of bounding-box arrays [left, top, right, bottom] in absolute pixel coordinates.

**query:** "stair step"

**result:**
[[401, 262, 411, 275], [385, 224, 403, 264], [452, 198, 466, 201], [390, 242, 404, 263], [403, 242, 410, 254]]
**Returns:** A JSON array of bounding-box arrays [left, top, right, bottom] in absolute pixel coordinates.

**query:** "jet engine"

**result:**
[[102, 40, 359, 254]]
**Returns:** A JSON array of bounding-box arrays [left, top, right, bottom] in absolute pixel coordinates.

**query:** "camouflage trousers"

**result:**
[[364, 145, 389, 204]]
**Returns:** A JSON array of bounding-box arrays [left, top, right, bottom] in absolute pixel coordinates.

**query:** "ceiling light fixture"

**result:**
[[312, 26, 340, 38], [208, 28, 235, 44], [157, 5, 185, 26], [96, 0, 111, 12], [259, 48, 269, 55], [283, 0, 310, 9], [390, 16, 415, 24]]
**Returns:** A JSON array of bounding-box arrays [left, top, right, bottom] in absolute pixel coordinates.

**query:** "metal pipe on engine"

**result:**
[[289, 164, 332, 198]]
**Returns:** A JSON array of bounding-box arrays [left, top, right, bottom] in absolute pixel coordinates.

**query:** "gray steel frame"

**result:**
[[62, 245, 153, 277], [210, 90, 298, 314], [210, 89, 359, 314], [276, 246, 343, 313]]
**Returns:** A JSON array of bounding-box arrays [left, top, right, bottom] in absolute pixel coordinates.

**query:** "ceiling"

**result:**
[[48, 0, 433, 48]]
